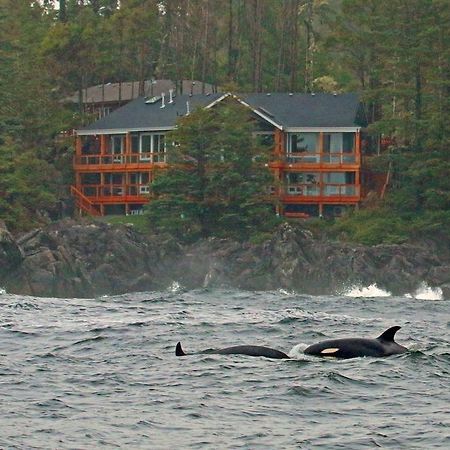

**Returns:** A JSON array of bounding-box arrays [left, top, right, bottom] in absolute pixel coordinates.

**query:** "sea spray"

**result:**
[[411, 282, 443, 300], [340, 283, 392, 298]]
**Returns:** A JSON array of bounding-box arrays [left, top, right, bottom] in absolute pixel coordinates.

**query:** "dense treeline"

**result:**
[[0, 0, 448, 239]]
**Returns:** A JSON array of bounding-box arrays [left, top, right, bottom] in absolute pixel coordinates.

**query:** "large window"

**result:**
[[139, 133, 166, 161], [323, 133, 356, 163], [288, 133, 318, 153], [323, 172, 356, 196], [110, 135, 125, 153], [285, 172, 320, 196]]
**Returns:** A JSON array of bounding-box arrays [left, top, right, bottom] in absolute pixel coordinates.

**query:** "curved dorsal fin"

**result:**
[[175, 342, 186, 356], [377, 326, 401, 342]]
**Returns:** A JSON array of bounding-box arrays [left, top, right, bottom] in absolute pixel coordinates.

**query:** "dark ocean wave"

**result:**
[[0, 288, 448, 449]]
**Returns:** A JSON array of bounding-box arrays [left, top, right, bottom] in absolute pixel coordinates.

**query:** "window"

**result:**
[[343, 133, 355, 153], [131, 134, 139, 154], [110, 135, 125, 162], [288, 133, 318, 153], [323, 172, 356, 196], [286, 172, 319, 184], [323, 133, 343, 153], [139, 133, 166, 161], [285, 172, 320, 196]]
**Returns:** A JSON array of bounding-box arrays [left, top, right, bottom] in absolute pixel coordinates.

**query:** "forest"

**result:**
[[0, 0, 449, 243]]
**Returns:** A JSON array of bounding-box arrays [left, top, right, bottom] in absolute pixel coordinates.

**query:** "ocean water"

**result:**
[[0, 285, 448, 449]]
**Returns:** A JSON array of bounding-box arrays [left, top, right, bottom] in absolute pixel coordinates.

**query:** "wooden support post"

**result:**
[[125, 132, 131, 155], [100, 134, 107, 156], [318, 132, 324, 162], [274, 129, 284, 158], [75, 135, 82, 156], [355, 130, 361, 164]]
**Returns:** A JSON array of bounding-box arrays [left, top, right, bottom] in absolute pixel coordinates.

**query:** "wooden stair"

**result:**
[[70, 186, 102, 216]]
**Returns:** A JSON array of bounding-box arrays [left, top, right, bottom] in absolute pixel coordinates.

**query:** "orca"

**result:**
[[304, 326, 407, 359], [175, 342, 289, 359]]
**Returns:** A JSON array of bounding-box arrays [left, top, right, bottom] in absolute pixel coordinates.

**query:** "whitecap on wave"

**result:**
[[168, 281, 182, 293], [406, 282, 443, 301], [340, 283, 391, 298]]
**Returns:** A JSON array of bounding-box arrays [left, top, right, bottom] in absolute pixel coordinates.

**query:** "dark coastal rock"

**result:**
[[2, 219, 178, 297], [0, 220, 23, 278], [0, 220, 449, 299]]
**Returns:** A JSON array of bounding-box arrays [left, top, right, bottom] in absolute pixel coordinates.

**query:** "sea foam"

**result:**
[[409, 282, 443, 300], [341, 283, 392, 298]]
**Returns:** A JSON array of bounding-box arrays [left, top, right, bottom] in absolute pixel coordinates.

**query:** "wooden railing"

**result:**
[[278, 152, 359, 165], [70, 186, 102, 216], [74, 152, 167, 166], [78, 183, 150, 199], [282, 183, 359, 198]]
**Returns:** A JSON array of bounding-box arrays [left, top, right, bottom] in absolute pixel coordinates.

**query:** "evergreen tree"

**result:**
[[146, 101, 277, 241]]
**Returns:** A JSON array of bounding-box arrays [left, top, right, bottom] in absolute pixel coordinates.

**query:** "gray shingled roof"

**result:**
[[78, 92, 365, 134], [241, 93, 365, 129]]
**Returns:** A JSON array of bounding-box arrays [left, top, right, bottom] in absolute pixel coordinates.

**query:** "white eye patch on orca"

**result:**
[[320, 348, 340, 354]]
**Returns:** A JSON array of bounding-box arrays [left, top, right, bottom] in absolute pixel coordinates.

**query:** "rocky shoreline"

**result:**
[[1, 219, 449, 299]]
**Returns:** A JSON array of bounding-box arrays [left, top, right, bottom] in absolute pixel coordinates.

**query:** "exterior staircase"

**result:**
[[70, 186, 102, 216]]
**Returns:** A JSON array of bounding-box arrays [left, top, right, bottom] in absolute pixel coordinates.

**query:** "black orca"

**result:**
[[304, 326, 407, 359], [175, 342, 289, 359]]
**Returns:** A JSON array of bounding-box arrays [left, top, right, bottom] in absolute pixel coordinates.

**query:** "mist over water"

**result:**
[[0, 287, 448, 449]]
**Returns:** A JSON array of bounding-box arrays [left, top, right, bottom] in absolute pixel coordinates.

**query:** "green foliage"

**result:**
[[0, 1, 74, 231], [145, 103, 276, 242], [325, 146, 450, 245]]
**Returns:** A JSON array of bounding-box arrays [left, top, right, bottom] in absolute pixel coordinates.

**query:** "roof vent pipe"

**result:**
[[186, 101, 190, 115], [160, 92, 166, 108], [169, 89, 174, 103]]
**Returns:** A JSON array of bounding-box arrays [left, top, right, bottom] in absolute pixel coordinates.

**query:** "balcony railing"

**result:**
[[283, 183, 359, 197], [75, 152, 167, 165], [80, 183, 151, 198], [283, 152, 358, 165]]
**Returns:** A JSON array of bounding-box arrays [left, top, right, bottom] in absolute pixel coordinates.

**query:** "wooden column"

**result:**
[[125, 132, 131, 155], [355, 130, 361, 164], [274, 129, 284, 158], [100, 134, 107, 156], [355, 130, 361, 199], [75, 135, 82, 156], [318, 132, 324, 159]]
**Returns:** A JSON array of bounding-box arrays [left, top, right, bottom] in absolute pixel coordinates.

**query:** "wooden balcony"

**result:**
[[269, 152, 360, 170], [74, 152, 168, 171], [75, 183, 151, 205], [279, 183, 360, 204]]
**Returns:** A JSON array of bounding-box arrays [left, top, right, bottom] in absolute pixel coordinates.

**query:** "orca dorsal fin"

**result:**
[[377, 326, 401, 342], [175, 342, 186, 356]]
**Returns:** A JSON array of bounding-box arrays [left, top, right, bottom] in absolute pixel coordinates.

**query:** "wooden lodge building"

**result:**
[[73, 91, 367, 218]]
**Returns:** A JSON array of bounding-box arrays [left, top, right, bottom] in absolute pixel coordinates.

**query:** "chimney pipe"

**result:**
[[169, 89, 174, 104], [160, 92, 165, 108]]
